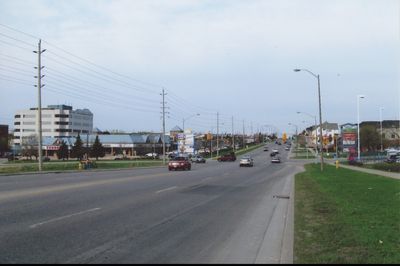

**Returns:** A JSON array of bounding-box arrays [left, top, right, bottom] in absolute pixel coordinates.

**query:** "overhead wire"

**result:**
[[0, 24, 268, 133]]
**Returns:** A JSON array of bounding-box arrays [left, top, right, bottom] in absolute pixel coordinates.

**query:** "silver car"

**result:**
[[239, 156, 254, 167]]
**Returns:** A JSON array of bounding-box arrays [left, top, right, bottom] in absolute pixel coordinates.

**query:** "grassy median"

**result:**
[[0, 160, 165, 174], [294, 163, 400, 264]]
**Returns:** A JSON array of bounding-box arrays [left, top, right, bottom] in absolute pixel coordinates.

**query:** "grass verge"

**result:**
[[0, 160, 164, 174], [294, 163, 400, 264]]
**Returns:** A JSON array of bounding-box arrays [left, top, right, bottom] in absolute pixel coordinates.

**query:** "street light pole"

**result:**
[[288, 123, 298, 157], [357, 95, 366, 161], [294, 69, 324, 171]]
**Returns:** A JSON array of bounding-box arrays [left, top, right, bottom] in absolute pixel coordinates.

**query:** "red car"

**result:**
[[168, 157, 192, 171], [217, 152, 236, 162]]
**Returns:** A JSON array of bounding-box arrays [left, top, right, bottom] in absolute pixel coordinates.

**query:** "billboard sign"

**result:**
[[341, 124, 357, 153], [178, 132, 195, 154]]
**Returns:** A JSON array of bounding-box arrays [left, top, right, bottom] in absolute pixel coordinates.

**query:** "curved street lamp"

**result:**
[[182, 113, 200, 132], [294, 68, 324, 171]]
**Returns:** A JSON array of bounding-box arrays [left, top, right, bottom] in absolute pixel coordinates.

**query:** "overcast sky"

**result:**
[[0, 0, 399, 136]]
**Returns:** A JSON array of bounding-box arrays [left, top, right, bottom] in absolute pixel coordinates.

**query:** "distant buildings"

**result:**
[[13, 105, 93, 146], [302, 120, 400, 153], [306, 122, 339, 150]]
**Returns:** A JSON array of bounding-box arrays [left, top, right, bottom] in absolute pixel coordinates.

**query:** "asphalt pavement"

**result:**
[[0, 145, 302, 263]]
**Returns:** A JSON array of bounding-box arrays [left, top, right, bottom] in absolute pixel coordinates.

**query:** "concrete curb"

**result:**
[[255, 164, 304, 264]]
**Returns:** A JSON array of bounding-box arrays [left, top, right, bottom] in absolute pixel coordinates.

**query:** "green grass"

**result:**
[[234, 143, 264, 157], [207, 143, 264, 160], [291, 148, 316, 159], [295, 163, 400, 264], [0, 160, 165, 174]]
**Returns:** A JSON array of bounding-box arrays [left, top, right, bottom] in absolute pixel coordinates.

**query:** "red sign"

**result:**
[[46, 145, 60, 151]]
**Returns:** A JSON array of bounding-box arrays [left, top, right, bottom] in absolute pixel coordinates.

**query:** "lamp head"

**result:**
[[293, 69, 301, 72]]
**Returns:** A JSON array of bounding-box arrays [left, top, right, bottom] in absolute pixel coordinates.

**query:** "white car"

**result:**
[[145, 153, 159, 159], [271, 156, 281, 163], [239, 156, 254, 167], [272, 149, 279, 153]]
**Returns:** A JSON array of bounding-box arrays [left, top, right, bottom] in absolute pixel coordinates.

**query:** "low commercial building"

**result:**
[[41, 133, 171, 159]]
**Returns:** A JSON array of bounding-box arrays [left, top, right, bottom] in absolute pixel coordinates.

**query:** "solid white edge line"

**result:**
[[155, 186, 178, 194], [29, 208, 101, 229]]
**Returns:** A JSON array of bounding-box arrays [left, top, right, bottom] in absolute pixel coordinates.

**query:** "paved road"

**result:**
[[0, 145, 302, 263]]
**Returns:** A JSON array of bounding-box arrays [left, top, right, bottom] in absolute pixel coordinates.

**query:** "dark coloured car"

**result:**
[[168, 156, 191, 171], [217, 152, 236, 162], [7, 154, 19, 161], [385, 155, 400, 163], [270, 151, 278, 157]]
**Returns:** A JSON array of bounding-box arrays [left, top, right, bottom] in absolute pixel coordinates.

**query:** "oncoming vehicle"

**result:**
[[239, 156, 254, 167], [191, 155, 206, 163], [168, 156, 191, 171]]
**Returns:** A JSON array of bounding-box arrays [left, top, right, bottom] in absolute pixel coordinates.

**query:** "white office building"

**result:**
[[13, 105, 93, 146]]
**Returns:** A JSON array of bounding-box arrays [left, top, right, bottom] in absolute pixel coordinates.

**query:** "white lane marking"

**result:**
[[29, 208, 101, 229], [155, 186, 178, 194]]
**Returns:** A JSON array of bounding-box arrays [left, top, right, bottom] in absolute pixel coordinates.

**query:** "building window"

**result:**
[[55, 129, 71, 133], [55, 114, 69, 118], [55, 121, 69, 125], [14, 114, 21, 118], [14, 129, 20, 132], [14, 122, 20, 125]]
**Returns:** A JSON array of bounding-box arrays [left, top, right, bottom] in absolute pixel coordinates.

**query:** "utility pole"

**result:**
[[33, 39, 46, 171], [161, 88, 167, 165], [232, 116, 235, 151], [243, 120, 245, 149], [216, 112, 219, 158]]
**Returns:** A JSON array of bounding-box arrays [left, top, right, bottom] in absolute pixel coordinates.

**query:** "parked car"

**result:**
[[263, 146, 269, 151], [145, 153, 159, 159], [348, 159, 363, 166], [271, 156, 281, 163], [168, 156, 191, 171], [217, 152, 236, 162], [7, 154, 19, 161], [239, 156, 254, 167], [384, 154, 400, 163], [191, 155, 206, 163], [348, 154, 363, 166]]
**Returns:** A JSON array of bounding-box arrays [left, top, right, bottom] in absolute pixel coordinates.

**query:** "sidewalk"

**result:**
[[326, 159, 400, 180]]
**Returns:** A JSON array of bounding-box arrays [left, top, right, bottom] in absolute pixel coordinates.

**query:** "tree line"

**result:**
[[57, 134, 105, 161]]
